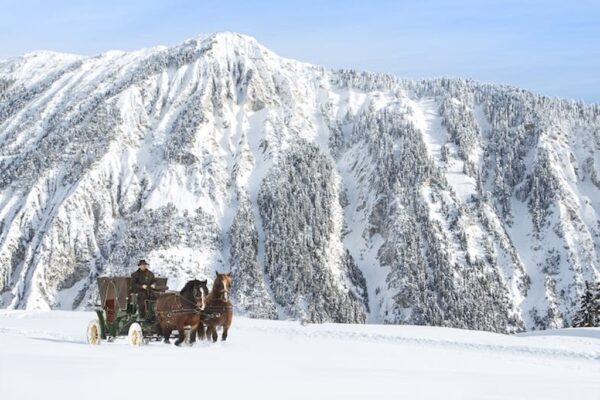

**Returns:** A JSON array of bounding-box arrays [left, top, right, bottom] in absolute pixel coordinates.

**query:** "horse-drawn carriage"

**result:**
[[86, 273, 233, 346], [86, 276, 168, 345]]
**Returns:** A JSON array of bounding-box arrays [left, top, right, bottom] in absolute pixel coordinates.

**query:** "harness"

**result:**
[[155, 292, 210, 322], [202, 289, 233, 320], [157, 284, 233, 324]]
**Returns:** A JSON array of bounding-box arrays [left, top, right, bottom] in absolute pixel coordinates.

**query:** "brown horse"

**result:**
[[199, 272, 233, 342], [156, 279, 208, 346]]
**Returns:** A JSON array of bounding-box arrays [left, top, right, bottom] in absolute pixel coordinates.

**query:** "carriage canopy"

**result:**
[[97, 276, 168, 310]]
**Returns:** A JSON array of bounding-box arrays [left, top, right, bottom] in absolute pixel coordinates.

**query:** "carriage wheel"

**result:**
[[86, 319, 102, 345], [128, 323, 144, 346]]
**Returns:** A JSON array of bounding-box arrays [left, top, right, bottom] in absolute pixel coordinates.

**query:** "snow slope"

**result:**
[[0, 311, 598, 400], [1, 32, 600, 331]]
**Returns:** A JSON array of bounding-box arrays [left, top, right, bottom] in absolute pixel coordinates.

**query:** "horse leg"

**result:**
[[189, 323, 197, 345], [175, 325, 186, 346], [210, 324, 218, 343], [197, 321, 206, 341], [221, 326, 228, 341], [222, 312, 232, 341], [163, 327, 172, 344], [159, 322, 170, 343]]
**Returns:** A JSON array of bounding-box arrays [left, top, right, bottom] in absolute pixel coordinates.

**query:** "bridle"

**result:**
[[214, 281, 230, 302], [191, 284, 206, 310], [174, 283, 206, 310], [195, 285, 207, 310]]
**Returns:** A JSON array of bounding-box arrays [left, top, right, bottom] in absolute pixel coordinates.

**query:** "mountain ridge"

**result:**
[[6, 32, 597, 106]]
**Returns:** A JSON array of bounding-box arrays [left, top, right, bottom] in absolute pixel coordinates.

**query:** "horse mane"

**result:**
[[206, 278, 220, 302], [180, 279, 198, 295], [209, 278, 220, 293]]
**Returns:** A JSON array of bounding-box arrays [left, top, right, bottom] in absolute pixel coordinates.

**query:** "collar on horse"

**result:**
[[204, 288, 233, 317], [202, 303, 233, 320]]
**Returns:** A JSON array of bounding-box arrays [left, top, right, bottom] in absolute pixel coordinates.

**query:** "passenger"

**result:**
[[131, 259, 156, 318]]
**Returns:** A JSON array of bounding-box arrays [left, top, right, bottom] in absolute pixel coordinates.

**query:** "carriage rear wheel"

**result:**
[[86, 319, 102, 345], [128, 323, 144, 346]]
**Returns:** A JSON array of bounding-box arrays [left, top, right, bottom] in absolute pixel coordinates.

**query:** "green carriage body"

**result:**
[[94, 276, 168, 340]]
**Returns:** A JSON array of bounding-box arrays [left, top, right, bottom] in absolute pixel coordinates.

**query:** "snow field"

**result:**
[[0, 311, 599, 400]]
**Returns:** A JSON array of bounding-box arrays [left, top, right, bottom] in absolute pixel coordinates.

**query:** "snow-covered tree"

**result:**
[[573, 281, 599, 328]]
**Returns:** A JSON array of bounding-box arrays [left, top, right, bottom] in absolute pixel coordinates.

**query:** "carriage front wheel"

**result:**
[[128, 323, 144, 346], [86, 319, 102, 345]]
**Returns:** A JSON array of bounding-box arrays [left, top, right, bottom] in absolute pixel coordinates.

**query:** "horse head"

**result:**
[[181, 279, 208, 310], [197, 279, 209, 309], [212, 272, 232, 302]]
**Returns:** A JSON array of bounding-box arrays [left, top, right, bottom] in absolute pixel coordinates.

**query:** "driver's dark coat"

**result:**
[[131, 268, 156, 292]]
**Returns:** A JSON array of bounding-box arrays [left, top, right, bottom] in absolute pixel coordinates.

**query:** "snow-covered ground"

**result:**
[[0, 311, 598, 399]]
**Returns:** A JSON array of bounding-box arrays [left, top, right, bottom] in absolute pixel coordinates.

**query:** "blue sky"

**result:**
[[1, 0, 598, 102]]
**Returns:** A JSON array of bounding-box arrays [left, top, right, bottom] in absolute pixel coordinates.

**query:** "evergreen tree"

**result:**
[[573, 281, 597, 327], [594, 281, 600, 325]]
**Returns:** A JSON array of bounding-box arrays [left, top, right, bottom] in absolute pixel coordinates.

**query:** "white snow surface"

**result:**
[[0, 311, 598, 400]]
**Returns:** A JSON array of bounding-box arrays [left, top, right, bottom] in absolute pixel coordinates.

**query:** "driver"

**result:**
[[131, 259, 156, 318]]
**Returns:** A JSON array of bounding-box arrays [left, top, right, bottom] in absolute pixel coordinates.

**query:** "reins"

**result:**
[[204, 304, 233, 312], [155, 291, 205, 318]]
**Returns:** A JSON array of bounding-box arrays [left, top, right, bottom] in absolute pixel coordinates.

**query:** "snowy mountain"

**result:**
[[1, 32, 599, 332]]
